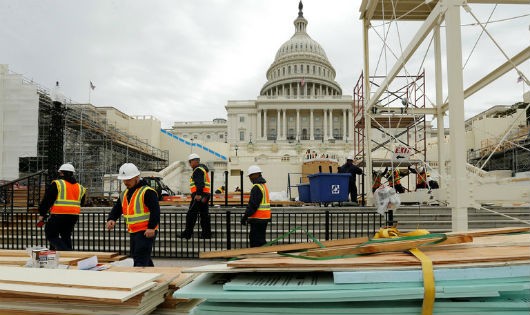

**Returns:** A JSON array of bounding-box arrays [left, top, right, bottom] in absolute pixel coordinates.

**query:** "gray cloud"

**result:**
[[1, 0, 527, 128]]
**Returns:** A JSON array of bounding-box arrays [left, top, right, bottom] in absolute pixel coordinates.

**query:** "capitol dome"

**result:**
[[260, 1, 342, 97]]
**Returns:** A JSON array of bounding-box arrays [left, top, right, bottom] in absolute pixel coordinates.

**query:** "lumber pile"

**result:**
[[0, 265, 204, 315], [176, 227, 530, 314], [0, 249, 126, 266]]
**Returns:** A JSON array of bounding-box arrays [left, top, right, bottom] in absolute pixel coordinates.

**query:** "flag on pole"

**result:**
[[90, 81, 96, 90]]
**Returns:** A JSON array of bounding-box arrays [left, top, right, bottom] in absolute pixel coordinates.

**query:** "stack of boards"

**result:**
[[0, 249, 127, 266], [175, 227, 530, 315], [0, 266, 198, 315]]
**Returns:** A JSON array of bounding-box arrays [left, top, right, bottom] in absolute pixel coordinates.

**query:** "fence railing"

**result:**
[[0, 209, 384, 258]]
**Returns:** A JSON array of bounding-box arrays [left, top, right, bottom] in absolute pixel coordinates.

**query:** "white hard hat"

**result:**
[[247, 165, 262, 176], [188, 153, 200, 161], [117, 163, 141, 180], [347, 155, 353, 160], [58, 163, 75, 173]]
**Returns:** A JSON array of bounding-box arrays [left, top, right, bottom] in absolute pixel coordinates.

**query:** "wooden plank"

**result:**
[[199, 236, 370, 259], [0, 249, 119, 258], [446, 227, 530, 237], [0, 267, 161, 291], [302, 235, 472, 257], [0, 281, 156, 303], [227, 245, 530, 268], [0, 257, 81, 266]]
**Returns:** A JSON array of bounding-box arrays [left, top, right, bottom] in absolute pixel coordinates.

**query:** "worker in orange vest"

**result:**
[[37, 163, 86, 250], [179, 153, 212, 240], [240, 165, 271, 247], [372, 167, 388, 193], [106, 163, 160, 266], [408, 165, 428, 190], [386, 168, 409, 193]]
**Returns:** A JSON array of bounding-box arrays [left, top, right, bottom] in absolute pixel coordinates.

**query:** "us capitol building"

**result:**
[[170, 2, 355, 193]]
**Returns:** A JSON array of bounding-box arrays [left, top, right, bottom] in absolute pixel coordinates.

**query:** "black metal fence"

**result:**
[[1, 209, 384, 258]]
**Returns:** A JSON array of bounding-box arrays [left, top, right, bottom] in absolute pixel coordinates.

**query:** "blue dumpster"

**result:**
[[308, 173, 350, 203], [297, 183, 311, 202]]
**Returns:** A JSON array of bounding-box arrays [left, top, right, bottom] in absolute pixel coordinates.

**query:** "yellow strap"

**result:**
[[409, 248, 435, 315]]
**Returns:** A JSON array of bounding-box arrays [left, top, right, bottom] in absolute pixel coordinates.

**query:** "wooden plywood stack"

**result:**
[[0, 266, 176, 315], [175, 227, 530, 314], [0, 249, 127, 266]]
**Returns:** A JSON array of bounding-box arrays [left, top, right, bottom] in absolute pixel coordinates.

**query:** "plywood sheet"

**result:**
[[227, 245, 530, 268], [0, 266, 161, 291], [0, 281, 156, 303]]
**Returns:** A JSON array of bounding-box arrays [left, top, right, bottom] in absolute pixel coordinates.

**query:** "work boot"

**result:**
[[178, 232, 192, 240], [199, 233, 212, 239]]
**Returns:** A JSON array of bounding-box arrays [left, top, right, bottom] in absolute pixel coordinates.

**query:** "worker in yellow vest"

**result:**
[[106, 163, 160, 266], [408, 165, 428, 190], [240, 165, 271, 247], [179, 153, 212, 240], [37, 163, 86, 250]]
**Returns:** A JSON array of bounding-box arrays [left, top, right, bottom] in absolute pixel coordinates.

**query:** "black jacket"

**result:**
[[39, 176, 86, 218], [245, 176, 267, 218], [339, 162, 363, 182], [191, 163, 210, 197], [107, 179, 160, 230]]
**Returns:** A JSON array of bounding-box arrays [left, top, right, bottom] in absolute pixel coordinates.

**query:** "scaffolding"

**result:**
[[19, 91, 169, 199], [353, 71, 427, 167]]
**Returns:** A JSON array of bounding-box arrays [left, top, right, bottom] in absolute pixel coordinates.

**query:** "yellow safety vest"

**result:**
[[249, 183, 271, 220], [189, 166, 211, 194], [50, 180, 86, 215], [120, 186, 157, 233]]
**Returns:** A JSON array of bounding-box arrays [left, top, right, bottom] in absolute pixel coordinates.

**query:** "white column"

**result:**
[[282, 109, 287, 140], [323, 109, 327, 139], [257, 110, 262, 139], [296, 109, 300, 141], [277, 109, 281, 140], [342, 109, 347, 140], [329, 109, 333, 139], [363, 18, 374, 206], [434, 23, 445, 190], [310, 109, 314, 140], [263, 109, 268, 139], [446, 0, 469, 231]]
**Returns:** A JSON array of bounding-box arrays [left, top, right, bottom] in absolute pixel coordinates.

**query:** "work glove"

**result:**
[[36, 219, 45, 228], [240, 215, 248, 226]]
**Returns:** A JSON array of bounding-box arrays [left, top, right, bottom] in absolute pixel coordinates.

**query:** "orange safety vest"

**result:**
[[120, 186, 158, 233], [388, 170, 401, 186], [249, 183, 271, 220], [416, 171, 427, 186], [50, 180, 86, 215], [189, 166, 211, 194], [372, 175, 383, 190]]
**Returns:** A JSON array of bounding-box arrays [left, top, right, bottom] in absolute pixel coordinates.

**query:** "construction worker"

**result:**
[[386, 167, 409, 193], [106, 163, 160, 267], [179, 153, 212, 239], [372, 166, 388, 193], [240, 165, 271, 247], [408, 165, 428, 190], [338, 156, 364, 204], [37, 163, 86, 251], [214, 185, 225, 194]]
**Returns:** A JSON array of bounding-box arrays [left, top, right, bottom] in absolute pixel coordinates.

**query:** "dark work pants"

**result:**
[[182, 198, 211, 238], [248, 219, 268, 247], [348, 180, 358, 203], [45, 214, 79, 250], [130, 231, 156, 267]]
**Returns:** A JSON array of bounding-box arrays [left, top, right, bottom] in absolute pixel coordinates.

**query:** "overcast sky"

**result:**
[[1, 0, 528, 128]]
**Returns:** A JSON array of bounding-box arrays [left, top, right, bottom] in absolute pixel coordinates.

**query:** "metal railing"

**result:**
[[0, 208, 384, 258]]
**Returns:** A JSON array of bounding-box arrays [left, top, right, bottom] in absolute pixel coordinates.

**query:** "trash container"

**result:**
[[297, 183, 311, 202], [308, 173, 350, 203]]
